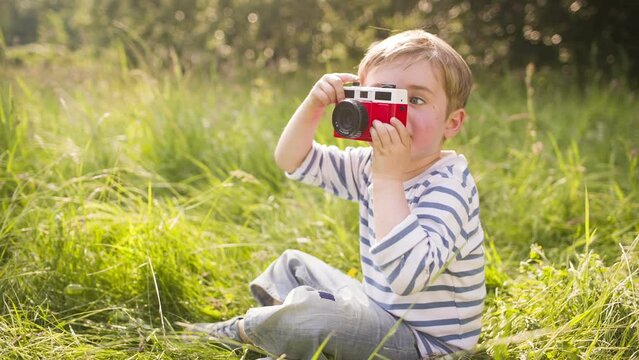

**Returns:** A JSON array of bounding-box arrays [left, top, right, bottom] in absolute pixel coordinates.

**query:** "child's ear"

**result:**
[[444, 108, 466, 140]]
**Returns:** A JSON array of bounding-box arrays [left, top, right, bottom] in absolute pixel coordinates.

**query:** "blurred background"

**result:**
[[1, 2, 638, 358], [2, 0, 638, 84]]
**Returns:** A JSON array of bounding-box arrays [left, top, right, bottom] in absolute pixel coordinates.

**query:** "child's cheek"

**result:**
[[409, 119, 443, 152]]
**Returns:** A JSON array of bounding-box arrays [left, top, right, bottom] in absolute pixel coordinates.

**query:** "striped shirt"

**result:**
[[287, 142, 485, 356]]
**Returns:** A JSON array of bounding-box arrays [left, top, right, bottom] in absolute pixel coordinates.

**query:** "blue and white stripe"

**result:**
[[287, 142, 486, 356]]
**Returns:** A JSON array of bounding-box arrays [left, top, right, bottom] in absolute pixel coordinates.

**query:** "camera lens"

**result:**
[[332, 99, 368, 138]]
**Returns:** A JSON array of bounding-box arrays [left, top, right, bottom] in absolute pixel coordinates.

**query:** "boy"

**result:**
[[182, 29, 485, 359]]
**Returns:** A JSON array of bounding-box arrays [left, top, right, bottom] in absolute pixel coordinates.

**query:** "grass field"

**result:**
[[1, 54, 638, 359]]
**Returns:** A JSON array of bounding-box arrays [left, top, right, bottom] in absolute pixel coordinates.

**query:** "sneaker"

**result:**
[[177, 316, 243, 344]]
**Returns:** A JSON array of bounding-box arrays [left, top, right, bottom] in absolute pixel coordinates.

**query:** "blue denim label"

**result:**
[[318, 291, 335, 301]]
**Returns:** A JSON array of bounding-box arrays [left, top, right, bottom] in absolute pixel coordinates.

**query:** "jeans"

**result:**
[[243, 249, 421, 360]]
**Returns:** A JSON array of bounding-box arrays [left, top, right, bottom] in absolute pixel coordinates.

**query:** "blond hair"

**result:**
[[358, 29, 472, 115]]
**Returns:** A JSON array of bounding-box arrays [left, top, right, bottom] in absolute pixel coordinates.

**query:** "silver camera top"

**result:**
[[343, 85, 408, 104]]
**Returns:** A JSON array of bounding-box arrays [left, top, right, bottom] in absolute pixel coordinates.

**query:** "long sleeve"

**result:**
[[286, 141, 371, 202], [369, 178, 481, 296]]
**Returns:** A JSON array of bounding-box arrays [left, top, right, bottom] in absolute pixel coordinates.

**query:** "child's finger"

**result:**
[[311, 87, 331, 106], [370, 127, 382, 151], [372, 120, 390, 148], [329, 73, 358, 101], [317, 80, 337, 104], [376, 120, 401, 147], [385, 122, 401, 145], [316, 74, 342, 102], [326, 74, 350, 101], [391, 118, 412, 146], [334, 73, 359, 83]]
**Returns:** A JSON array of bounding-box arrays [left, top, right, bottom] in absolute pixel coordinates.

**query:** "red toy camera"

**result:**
[[332, 84, 408, 142]]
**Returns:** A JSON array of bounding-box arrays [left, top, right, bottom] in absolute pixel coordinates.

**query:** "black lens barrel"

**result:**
[[332, 99, 368, 138]]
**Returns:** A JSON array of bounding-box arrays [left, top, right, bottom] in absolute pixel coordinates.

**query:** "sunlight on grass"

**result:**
[[1, 58, 638, 359]]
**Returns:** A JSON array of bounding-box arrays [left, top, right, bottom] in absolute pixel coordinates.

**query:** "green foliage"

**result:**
[[2, 0, 638, 83], [0, 53, 638, 358], [480, 242, 639, 358], [1, 0, 419, 74]]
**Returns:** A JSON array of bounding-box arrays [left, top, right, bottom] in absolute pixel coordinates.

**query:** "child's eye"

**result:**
[[409, 97, 425, 105]]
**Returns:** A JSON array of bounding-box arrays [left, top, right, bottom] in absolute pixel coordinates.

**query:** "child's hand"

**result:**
[[370, 118, 412, 181], [305, 73, 359, 110]]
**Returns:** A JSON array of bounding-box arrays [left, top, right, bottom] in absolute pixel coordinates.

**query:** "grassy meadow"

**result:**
[[0, 53, 638, 359]]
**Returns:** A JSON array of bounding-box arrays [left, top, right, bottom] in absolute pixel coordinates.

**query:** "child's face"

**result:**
[[363, 57, 458, 161]]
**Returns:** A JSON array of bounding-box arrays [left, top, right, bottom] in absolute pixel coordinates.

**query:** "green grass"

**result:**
[[1, 55, 638, 359]]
